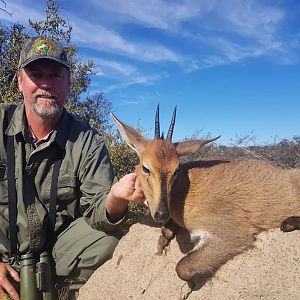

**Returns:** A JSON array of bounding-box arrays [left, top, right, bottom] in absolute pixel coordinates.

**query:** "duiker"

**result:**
[[111, 106, 300, 290]]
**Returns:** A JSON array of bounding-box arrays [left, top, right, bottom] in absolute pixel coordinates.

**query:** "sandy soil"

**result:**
[[78, 216, 300, 300]]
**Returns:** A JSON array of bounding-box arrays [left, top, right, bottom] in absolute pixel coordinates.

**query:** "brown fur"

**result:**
[[111, 112, 300, 285]]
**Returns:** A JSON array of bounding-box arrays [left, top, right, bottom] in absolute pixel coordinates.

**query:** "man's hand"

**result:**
[[106, 173, 146, 222], [0, 262, 20, 300]]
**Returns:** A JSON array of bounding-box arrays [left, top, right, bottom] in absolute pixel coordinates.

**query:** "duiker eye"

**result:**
[[142, 165, 150, 175]]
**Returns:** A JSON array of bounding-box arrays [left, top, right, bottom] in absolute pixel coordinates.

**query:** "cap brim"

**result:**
[[19, 56, 70, 69]]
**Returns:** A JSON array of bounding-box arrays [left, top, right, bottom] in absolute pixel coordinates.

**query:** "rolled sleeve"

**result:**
[[78, 133, 123, 232]]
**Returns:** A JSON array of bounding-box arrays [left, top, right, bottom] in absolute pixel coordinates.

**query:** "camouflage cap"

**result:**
[[18, 36, 70, 69]]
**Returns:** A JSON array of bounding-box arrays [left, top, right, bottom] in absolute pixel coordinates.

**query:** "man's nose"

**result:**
[[39, 77, 53, 90]]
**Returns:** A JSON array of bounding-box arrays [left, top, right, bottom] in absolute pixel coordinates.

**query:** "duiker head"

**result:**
[[111, 105, 219, 223]]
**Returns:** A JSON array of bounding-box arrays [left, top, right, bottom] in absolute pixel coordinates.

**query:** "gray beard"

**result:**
[[31, 102, 63, 119]]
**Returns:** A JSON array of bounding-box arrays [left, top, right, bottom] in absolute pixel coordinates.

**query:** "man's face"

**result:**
[[18, 59, 70, 119]]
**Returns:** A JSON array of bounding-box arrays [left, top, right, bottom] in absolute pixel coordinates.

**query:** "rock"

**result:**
[[78, 216, 300, 300]]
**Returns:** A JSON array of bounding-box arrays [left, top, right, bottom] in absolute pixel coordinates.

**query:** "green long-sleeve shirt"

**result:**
[[0, 104, 119, 259]]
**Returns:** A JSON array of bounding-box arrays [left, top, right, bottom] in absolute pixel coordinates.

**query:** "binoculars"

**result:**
[[20, 252, 56, 300]]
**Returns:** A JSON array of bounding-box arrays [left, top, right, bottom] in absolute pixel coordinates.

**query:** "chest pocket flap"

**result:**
[[57, 174, 78, 204]]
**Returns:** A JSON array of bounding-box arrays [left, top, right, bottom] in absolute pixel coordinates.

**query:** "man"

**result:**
[[0, 36, 145, 300]]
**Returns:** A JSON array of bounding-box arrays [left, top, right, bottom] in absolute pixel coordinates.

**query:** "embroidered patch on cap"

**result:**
[[34, 39, 53, 55]]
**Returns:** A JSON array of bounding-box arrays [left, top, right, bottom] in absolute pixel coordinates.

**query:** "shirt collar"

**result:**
[[5, 104, 72, 150], [5, 104, 24, 136]]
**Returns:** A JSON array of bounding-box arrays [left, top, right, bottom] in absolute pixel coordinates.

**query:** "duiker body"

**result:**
[[111, 107, 300, 288]]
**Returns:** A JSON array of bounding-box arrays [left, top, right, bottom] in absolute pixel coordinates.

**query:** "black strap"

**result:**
[[7, 135, 18, 256], [0, 229, 10, 252], [49, 114, 73, 230], [4, 105, 18, 256], [49, 158, 62, 228]]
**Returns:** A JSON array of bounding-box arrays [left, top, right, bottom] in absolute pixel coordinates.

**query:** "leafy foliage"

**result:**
[[82, 92, 113, 133], [29, 0, 72, 42], [0, 23, 28, 103]]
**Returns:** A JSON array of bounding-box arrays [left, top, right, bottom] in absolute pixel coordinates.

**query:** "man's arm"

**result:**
[[78, 132, 145, 230]]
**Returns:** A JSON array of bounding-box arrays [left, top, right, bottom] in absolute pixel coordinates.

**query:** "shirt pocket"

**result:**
[[0, 175, 9, 221], [0, 163, 8, 205], [57, 174, 79, 205], [0, 159, 18, 206], [0, 180, 8, 207]]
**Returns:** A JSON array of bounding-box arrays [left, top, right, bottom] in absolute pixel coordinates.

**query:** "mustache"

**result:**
[[34, 90, 57, 100]]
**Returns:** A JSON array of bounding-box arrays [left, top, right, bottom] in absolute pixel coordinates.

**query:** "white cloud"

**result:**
[[85, 0, 212, 29], [82, 0, 288, 71], [93, 58, 137, 77], [103, 74, 164, 93], [86, 0, 284, 43], [208, 37, 280, 63], [216, 0, 284, 41], [70, 16, 182, 63]]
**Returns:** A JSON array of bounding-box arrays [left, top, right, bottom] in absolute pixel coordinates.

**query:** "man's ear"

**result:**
[[67, 79, 71, 95], [17, 70, 23, 93], [67, 70, 71, 95]]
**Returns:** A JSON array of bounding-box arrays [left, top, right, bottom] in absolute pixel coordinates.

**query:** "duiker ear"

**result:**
[[110, 112, 146, 154], [174, 136, 220, 157]]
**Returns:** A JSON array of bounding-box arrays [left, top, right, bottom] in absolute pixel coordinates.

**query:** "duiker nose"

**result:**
[[155, 211, 169, 223]]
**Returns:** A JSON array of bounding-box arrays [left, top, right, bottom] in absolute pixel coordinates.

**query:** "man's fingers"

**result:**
[[0, 287, 5, 299], [1, 279, 19, 300], [6, 265, 20, 283], [131, 189, 146, 203], [0, 263, 20, 300], [120, 173, 136, 185]]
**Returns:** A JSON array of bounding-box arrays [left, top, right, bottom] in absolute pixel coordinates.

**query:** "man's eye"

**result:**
[[29, 72, 40, 78], [142, 165, 150, 175], [52, 73, 62, 78]]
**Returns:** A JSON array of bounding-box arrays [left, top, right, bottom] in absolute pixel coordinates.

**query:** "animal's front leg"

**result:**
[[156, 218, 178, 255]]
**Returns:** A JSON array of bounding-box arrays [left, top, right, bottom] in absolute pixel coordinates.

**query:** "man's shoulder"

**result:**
[[0, 104, 9, 110], [0, 103, 19, 120], [0, 103, 16, 111], [68, 112, 96, 132], [66, 111, 104, 142]]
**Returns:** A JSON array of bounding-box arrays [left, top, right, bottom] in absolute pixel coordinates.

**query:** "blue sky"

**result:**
[[1, 0, 300, 145]]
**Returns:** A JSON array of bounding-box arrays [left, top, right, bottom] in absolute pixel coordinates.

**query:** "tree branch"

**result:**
[[0, 0, 12, 16]]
